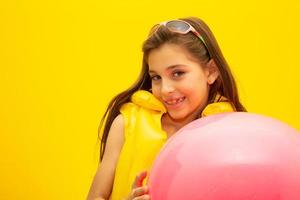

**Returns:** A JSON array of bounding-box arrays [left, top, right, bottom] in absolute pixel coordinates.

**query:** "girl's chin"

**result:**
[[167, 111, 189, 122], [167, 109, 201, 123]]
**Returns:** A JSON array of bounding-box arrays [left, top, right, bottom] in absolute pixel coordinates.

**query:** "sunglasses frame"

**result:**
[[160, 20, 210, 58]]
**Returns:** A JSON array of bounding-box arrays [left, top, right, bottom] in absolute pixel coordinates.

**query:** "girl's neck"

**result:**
[[162, 110, 201, 138]]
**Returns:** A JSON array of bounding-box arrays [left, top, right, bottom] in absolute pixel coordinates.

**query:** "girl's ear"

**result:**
[[205, 59, 219, 85]]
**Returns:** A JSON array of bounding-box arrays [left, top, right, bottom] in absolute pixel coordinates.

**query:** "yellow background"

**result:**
[[1, 0, 299, 199]]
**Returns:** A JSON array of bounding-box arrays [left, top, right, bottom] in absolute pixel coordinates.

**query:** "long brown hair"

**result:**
[[98, 17, 246, 161]]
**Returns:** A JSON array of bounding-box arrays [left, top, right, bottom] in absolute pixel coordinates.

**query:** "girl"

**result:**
[[87, 17, 246, 200]]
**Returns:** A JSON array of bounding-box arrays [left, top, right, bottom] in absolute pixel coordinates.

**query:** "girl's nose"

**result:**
[[161, 81, 175, 95]]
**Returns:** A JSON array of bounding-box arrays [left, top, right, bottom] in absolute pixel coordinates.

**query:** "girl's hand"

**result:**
[[127, 171, 150, 200]]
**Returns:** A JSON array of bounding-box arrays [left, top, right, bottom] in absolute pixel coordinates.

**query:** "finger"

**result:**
[[133, 171, 148, 188], [133, 194, 150, 200], [132, 186, 149, 197]]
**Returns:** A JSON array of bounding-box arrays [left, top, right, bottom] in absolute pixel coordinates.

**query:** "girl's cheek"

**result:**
[[151, 87, 160, 97]]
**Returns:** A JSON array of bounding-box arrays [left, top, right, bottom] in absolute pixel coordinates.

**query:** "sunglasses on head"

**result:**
[[155, 20, 211, 58]]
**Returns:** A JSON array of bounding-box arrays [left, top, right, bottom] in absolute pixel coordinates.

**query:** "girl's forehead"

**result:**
[[148, 44, 199, 72], [148, 64, 188, 74]]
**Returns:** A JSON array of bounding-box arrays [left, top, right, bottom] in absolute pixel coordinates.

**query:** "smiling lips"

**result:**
[[164, 97, 185, 108]]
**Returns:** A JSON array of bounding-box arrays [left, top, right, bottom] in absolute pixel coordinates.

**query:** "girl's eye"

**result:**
[[151, 75, 161, 81], [173, 71, 185, 78]]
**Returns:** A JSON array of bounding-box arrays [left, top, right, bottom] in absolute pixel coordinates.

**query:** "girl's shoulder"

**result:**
[[201, 94, 235, 117]]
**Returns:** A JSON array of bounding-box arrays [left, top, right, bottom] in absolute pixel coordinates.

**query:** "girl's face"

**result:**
[[148, 43, 218, 122]]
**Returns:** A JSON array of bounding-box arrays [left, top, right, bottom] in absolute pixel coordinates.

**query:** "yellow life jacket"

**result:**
[[109, 90, 234, 200]]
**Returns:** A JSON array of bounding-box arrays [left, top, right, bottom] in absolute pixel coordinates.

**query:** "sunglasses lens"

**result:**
[[166, 21, 189, 33]]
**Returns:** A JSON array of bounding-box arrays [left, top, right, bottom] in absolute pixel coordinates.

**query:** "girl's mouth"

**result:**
[[164, 97, 185, 107]]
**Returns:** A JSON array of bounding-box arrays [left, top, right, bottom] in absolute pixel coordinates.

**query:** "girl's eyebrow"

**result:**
[[149, 64, 187, 73]]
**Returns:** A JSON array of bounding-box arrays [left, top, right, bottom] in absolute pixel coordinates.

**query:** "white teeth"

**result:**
[[165, 97, 184, 105]]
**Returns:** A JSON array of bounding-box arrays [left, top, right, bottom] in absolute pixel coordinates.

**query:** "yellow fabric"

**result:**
[[202, 94, 235, 117], [110, 90, 234, 200]]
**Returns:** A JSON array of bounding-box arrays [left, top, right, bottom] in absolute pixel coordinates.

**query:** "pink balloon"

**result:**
[[148, 112, 300, 200]]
